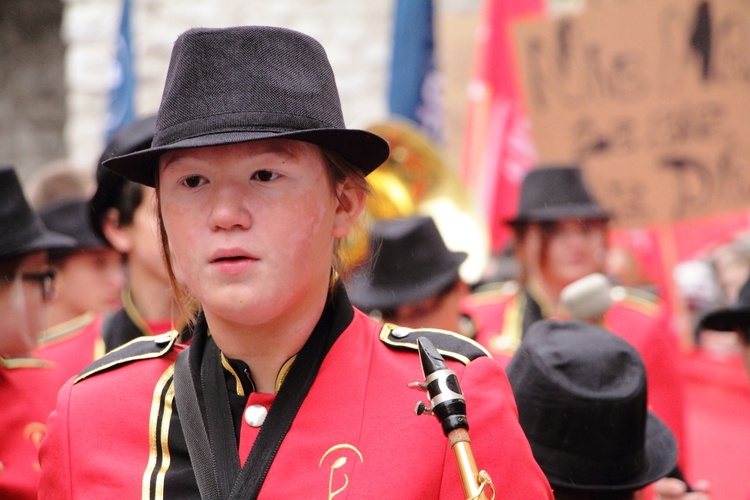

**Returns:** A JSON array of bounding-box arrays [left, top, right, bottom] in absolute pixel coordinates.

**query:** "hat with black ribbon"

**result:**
[[104, 26, 389, 186], [346, 215, 467, 311], [0, 166, 76, 260], [507, 166, 610, 226], [506, 319, 677, 492]]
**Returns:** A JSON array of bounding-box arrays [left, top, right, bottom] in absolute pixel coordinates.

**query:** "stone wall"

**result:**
[[62, 0, 395, 173], [0, 0, 65, 182], [5, 0, 479, 180]]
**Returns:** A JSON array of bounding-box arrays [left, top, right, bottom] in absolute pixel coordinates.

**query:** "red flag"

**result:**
[[461, 0, 546, 253]]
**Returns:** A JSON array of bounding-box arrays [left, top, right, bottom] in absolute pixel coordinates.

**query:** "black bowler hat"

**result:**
[[40, 199, 110, 256], [700, 275, 750, 340], [89, 115, 156, 239], [346, 216, 467, 311], [104, 26, 390, 186], [0, 166, 76, 260], [506, 320, 677, 492], [507, 166, 610, 226]]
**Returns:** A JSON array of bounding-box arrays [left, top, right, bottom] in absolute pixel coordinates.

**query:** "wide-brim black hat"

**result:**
[[506, 320, 677, 492], [699, 275, 750, 337], [40, 199, 109, 255], [507, 165, 611, 226], [346, 215, 467, 311], [0, 166, 76, 260], [89, 115, 156, 239], [104, 26, 389, 186]]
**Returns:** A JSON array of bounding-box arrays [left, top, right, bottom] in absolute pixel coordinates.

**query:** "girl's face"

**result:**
[[0, 252, 50, 356], [158, 139, 363, 330], [520, 219, 608, 294], [53, 248, 125, 317]]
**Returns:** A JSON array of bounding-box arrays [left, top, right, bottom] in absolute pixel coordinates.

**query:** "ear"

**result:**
[[332, 180, 367, 239], [101, 208, 134, 254]]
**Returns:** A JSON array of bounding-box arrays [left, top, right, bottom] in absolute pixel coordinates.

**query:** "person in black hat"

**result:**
[[346, 215, 474, 334], [699, 274, 750, 376], [0, 166, 76, 499], [506, 319, 681, 499], [38, 199, 125, 326], [39, 26, 551, 498], [89, 114, 186, 353], [462, 165, 688, 473], [32, 198, 125, 380]]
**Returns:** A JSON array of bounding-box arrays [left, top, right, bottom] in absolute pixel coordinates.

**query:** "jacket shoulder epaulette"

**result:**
[[379, 324, 490, 365], [74, 330, 180, 384], [464, 280, 518, 307], [613, 286, 661, 316]]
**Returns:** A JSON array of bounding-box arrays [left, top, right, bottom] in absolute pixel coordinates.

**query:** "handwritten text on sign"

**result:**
[[513, 0, 750, 226]]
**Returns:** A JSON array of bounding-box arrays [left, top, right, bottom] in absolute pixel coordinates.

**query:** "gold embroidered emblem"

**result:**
[[318, 444, 364, 499], [23, 422, 47, 471]]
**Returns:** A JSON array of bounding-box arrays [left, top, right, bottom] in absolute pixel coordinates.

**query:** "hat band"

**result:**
[[154, 110, 342, 147], [531, 437, 644, 487]]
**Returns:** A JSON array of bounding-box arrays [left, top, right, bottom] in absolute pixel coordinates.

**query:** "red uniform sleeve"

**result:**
[[38, 378, 74, 500], [438, 356, 553, 499]]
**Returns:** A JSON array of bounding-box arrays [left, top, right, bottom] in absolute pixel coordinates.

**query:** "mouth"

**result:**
[[209, 248, 258, 266]]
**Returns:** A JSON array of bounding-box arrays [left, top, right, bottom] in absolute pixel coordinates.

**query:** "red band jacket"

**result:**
[[39, 290, 552, 499]]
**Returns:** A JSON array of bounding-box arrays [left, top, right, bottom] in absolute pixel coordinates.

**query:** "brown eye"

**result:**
[[252, 170, 279, 182], [183, 176, 204, 188]]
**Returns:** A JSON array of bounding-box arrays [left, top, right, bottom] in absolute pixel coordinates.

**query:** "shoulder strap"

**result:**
[[75, 330, 179, 383], [379, 323, 490, 364]]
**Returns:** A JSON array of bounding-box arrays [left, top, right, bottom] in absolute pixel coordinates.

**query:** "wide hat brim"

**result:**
[[1, 222, 77, 260], [545, 411, 677, 492], [700, 306, 750, 333], [346, 250, 467, 311], [104, 127, 390, 187]]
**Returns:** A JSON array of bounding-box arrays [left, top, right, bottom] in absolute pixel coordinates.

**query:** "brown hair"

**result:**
[[155, 145, 371, 323]]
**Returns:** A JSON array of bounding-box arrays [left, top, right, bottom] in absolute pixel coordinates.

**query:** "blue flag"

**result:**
[[387, 0, 442, 143], [105, 0, 135, 140]]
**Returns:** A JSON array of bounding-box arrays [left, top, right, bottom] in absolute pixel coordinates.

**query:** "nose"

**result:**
[[209, 184, 252, 231]]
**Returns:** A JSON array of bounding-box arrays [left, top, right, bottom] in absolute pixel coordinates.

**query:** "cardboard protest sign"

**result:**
[[513, 0, 750, 226]]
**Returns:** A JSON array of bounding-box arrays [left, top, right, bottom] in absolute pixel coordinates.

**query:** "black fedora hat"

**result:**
[[89, 115, 156, 239], [104, 26, 389, 186], [506, 319, 677, 492], [40, 199, 109, 255], [0, 166, 76, 260], [346, 216, 467, 311], [507, 165, 610, 226], [699, 275, 750, 340]]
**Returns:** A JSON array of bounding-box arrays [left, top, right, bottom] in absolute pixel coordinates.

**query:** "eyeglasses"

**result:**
[[21, 269, 56, 301]]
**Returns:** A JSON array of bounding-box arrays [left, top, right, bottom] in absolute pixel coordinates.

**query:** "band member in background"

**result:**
[[346, 215, 473, 335], [700, 274, 750, 377], [0, 166, 75, 499], [90, 115, 186, 352], [33, 198, 125, 379], [462, 166, 688, 477], [38, 26, 551, 498]]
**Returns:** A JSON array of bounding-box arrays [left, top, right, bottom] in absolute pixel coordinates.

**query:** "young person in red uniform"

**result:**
[[38, 26, 551, 499], [462, 166, 691, 491], [91, 115, 187, 352], [34, 117, 187, 380], [0, 166, 76, 500], [33, 198, 125, 379]]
